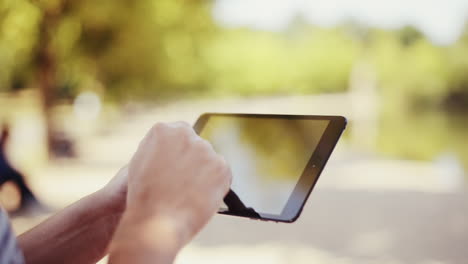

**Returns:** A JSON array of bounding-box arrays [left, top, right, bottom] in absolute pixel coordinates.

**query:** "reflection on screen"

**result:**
[[199, 116, 329, 215]]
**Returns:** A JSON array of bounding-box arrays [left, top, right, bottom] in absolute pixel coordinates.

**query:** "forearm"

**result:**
[[108, 212, 183, 264], [18, 191, 124, 264]]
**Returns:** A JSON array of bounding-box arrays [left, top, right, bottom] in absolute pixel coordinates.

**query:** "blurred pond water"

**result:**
[[377, 111, 468, 176]]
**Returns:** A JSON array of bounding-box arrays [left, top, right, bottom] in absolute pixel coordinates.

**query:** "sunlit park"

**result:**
[[1, 0, 468, 263]]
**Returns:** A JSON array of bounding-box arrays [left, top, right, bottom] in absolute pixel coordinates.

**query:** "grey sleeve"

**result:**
[[0, 209, 25, 264]]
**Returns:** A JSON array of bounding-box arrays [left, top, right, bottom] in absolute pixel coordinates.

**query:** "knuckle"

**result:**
[[215, 156, 231, 178], [151, 123, 167, 134], [171, 121, 191, 130], [175, 121, 191, 128], [219, 170, 232, 194], [225, 166, 233, 182], [225, 169, 233, 187], [173, 122, 194, 136], [216, 156, 228, 170], [193, 137, 212, 151]]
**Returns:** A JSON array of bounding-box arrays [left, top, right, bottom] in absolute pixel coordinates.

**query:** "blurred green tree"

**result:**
[[0, 0, 217, 157]]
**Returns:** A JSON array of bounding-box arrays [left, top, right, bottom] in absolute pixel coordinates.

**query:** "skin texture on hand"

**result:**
[[108, 122, 232, 264]]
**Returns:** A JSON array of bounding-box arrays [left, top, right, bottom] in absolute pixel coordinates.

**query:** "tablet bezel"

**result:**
[[193, 113, 346, 223]]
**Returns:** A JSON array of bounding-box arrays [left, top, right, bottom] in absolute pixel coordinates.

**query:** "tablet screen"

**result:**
[[198, 115, 330, 216]]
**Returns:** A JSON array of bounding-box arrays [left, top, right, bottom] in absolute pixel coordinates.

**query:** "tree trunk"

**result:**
[[37, 9, 58, 159]]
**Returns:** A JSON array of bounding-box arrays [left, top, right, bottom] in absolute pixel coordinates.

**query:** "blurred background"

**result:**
[[1, 0, 467, 263]]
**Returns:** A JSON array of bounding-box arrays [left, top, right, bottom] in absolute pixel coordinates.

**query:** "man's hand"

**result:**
[[109, 122, 232, 263]]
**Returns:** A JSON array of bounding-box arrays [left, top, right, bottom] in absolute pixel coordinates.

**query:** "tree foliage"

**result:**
[[0, 0, 467, 111]]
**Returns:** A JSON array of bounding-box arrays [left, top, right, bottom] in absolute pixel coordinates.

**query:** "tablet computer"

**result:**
[[193, 113, 346, 223]]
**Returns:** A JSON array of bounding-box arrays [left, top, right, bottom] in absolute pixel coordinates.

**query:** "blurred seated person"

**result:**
[[0, 124, 44, 215], [0, 122, 232, 264]]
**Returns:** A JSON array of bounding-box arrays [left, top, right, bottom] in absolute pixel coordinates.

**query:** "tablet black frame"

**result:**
[[193, 113, 347, 223]]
